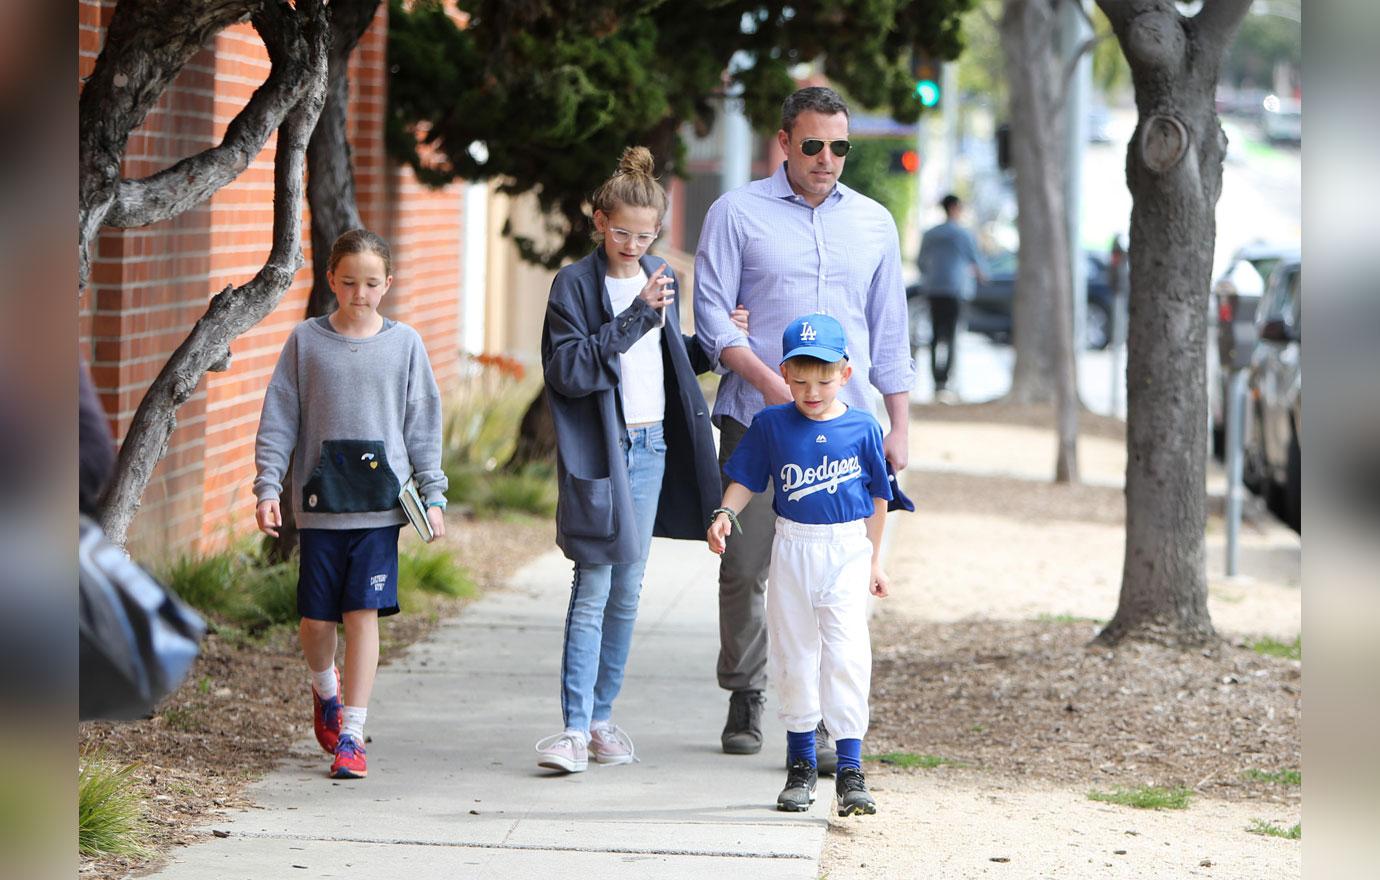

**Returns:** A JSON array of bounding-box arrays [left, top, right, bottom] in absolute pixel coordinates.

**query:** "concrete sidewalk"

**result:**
[[151, 537, 831, 879]]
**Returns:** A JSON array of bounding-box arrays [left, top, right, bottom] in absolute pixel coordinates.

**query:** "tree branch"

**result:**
[[78, 0, 261, 288], [97, 0, 329, 546], [1191, 0, 1254, 57], [1092, 0, 1133, 32], [1056, 32, 1111, 113], [103, 1, 317, 229]]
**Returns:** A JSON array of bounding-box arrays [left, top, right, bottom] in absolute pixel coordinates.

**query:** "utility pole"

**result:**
[[1061, 0, 1091, 353]]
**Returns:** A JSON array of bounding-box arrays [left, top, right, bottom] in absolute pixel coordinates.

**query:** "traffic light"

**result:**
[[912, 54, 941, 108], [888, 149, 921, 174]]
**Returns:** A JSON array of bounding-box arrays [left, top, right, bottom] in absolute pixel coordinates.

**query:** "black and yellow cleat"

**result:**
[[835, 766, 877, 816]]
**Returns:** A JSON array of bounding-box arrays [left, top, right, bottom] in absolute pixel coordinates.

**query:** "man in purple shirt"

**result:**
[[694, 86, 914, 765]]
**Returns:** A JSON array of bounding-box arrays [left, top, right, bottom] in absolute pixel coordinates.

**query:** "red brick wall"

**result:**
[[79, 1, 468, 558]]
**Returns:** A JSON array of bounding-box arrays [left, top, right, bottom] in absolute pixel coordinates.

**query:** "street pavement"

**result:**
[[149, 536, 835, 879]]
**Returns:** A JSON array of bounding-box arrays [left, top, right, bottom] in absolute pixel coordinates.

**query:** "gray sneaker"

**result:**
[[777, 759, 818, 812], [835, 766, 877, 816], [721, 689, 765, 755], [784, 720, 837, 775]]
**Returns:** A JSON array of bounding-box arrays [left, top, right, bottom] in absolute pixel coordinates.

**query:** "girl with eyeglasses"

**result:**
[[535, 147, 748, 773]]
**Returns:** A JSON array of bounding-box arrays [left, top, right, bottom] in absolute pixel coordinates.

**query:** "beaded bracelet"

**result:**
[[710, 507, 742, 534]]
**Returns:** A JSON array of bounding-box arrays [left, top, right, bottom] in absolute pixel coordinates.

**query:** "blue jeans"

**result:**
[[560, 423, 667, 732]]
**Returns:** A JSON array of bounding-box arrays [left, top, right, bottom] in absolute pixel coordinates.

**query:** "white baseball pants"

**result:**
[[766, 518, 873, 739]]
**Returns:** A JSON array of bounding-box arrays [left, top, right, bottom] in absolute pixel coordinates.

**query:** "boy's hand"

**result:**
[[426, 506, 446, 541], [256, 499, 281, 538], [870, 563, 890, 598], [707, 513, 732, 555], [729, 304, 750, 334]]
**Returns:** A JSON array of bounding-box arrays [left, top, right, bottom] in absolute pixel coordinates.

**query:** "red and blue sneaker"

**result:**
[[312, 669, 343, 754], [330, 734, 367, 779]]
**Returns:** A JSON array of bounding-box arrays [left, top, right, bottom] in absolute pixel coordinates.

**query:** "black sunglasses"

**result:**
[[799, 138, 852, 158]]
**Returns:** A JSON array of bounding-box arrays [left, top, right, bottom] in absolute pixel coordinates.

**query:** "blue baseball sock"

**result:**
[[835, 737, 862, 771], [787, 729, 817, 767]]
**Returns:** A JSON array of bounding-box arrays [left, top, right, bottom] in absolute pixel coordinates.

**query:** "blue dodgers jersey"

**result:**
[[725, 404, 893, 524]]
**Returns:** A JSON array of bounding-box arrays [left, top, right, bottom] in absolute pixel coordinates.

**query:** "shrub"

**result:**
[[399, 545, 476, 599], [78, 757, 150, 858]]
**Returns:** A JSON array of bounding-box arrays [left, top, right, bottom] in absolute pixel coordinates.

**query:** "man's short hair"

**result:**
[[781, 87, 850, 133], [782, 354, 848, 377], [941, 194, 961, 212]]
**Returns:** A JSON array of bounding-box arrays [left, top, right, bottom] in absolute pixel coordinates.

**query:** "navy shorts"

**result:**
[[297, 525, 403, 622]]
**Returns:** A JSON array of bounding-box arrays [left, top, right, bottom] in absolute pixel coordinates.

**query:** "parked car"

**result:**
[[1262, 96, 1302, 145], [1207, 243, 1295, 456], [907, 250, 1115, 355], [1243, 257, 1301, 530]]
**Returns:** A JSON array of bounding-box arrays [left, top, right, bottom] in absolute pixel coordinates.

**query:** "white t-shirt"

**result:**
[[604, 270, 665, 424]]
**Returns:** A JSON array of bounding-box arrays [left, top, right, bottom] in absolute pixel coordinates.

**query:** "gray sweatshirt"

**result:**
[[253, 316, 447, 530]]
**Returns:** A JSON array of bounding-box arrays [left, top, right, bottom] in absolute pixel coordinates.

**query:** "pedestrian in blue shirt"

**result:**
[[918, 194, 987, 401], [694, 85, 914, 769], [708, 313, 892, 817], [536, 147, 748, 774]]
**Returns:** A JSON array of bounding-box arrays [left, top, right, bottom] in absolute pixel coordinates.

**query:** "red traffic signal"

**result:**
[[889, 149, 921, 174]]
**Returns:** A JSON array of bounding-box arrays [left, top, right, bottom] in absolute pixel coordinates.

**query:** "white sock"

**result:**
[[342, 706, 367, 742], [311, 666, 337, 699], [590, 719, 612, 734], [563, 727, 589, 745]]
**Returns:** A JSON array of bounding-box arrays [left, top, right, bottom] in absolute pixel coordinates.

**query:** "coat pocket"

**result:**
[[302, 439, 402, 514], [558, 474, 614, 539]]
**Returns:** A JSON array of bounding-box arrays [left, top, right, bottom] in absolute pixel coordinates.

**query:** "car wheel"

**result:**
[[1285, 430, 1300, 531], [1085, 301, 1111, 350], [908, 296, 932, 357]]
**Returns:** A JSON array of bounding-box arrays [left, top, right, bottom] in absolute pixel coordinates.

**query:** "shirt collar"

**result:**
[[768, 162, 846, 207]]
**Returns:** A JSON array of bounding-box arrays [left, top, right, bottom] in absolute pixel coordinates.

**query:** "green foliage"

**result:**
[[78, 757, 150, 858], [1250, 635, 1301, 660], [1224, 13, 1300, 89], [1242, 768, 1301, 787], [1090, 6, 1130, 98], [159, 545, 299, 632], [1247, 819, 1300, 840], [388, 0, 974, 267], [399, 545, 476, 599], [839, 136, 918, 234], [1088, 785, 1192, 810], [867, 751, 963, 769]]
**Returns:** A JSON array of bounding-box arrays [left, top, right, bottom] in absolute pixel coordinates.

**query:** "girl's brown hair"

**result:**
[[327, 228, 392, 276], [590, 146, 668, 222]]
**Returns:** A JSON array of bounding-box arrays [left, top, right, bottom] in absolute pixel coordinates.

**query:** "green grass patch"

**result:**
[[1037, 613, 1105, 625], [1242, 768, 1301, 787], [159, 544, 299, 632], [399, 544, 476, 598], [1088, 785, 1192, 810], [79, 757, 150, 858], [1247, 819, 1301, 840], [867, 751, 963, 769], [1250, 636, 1301, 660], [445, 462, 557, 518]]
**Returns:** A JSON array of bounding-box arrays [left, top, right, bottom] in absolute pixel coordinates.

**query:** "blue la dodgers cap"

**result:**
[[780, 313, 849, 364]]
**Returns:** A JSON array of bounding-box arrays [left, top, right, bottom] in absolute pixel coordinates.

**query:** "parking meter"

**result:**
[[1217, 302, 1258, 371]]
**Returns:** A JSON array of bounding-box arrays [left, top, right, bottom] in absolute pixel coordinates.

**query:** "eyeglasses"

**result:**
[[799, 138, 852, 158], [608, 227, 658, 247]]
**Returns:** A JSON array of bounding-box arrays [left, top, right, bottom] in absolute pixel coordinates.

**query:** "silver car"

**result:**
[[1243, 258, 1301, 529]]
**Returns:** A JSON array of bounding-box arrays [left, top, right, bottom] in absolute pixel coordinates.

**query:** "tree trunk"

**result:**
[[1094, 0, 1252, 646], [266, 0, 380, 563], [1000, 0, 1080, 482], [504, 389, 557, 471], [95, 1, 330, 546], [305, 0, 380, 318]]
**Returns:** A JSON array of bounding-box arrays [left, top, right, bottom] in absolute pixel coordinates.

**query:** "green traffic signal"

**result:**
[[915, 79, 940, 108]]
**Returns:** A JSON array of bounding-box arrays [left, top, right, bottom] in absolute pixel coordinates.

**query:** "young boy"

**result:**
[[708, 312, 891, 816], [253, 230, 447, 780]]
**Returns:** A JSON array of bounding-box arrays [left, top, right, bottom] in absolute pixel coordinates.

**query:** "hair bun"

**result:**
[[617, 146, 655, 177]]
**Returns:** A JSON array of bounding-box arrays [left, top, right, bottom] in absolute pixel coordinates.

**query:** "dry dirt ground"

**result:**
[[78, 514, 556, 880], [821, 404, 1301, 879]]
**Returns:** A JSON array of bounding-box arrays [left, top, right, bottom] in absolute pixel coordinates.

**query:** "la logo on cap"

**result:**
[[800, 322, 817, 342]]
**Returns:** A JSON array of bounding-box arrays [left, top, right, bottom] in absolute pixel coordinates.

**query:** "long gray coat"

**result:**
[[541, 248, 721, 565]]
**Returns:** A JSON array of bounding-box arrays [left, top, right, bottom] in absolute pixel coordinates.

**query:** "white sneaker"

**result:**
[[589, 723, 637, 765], [535, 731, 588, 773]]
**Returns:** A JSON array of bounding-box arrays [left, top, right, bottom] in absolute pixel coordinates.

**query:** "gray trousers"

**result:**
[[716, 416, 777, 692]]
